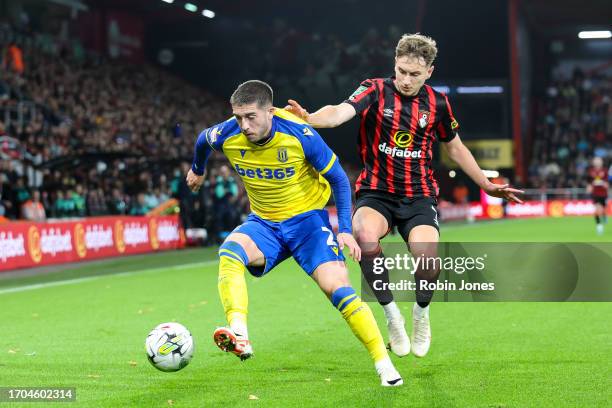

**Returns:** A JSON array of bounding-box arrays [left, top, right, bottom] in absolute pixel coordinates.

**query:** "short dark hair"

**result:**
[[230, 80, 273, 107]]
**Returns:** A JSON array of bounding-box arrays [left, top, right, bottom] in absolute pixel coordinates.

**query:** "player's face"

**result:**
[[393, 55, 434, 97], [232, 103, 275, 142], [593, 158, 603, 168]]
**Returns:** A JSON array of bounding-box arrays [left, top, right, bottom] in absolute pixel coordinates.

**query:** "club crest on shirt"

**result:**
[[277, 147, 288, 163], [418, 111, 430, 128]]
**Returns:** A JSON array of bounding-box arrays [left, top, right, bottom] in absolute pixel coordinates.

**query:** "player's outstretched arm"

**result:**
[[442, 135, 524, 203], [186, 128, 214, 192], [285, 99, 356, 129]]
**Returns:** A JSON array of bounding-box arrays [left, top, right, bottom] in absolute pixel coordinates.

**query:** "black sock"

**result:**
[[595, 215, 601, 224], [360, 245, 394, 305], [415, 276, 433, 308], [414, 266, 440, 308]]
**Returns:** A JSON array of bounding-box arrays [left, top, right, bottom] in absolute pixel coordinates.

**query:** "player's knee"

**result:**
[[415, 266, 440, 281], [354, 228, 380, 249], [409, 241, 438, 259], [313, 262, 350, 296], [325, 275, 351, 297]]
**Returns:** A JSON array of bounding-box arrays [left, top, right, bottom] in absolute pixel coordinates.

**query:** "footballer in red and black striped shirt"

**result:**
[[343, 77, 458, 198], [285, 33, 523, 360], [587, 157, 609, 234]]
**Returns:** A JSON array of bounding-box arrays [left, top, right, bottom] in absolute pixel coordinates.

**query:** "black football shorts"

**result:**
[[354, 189, 439, 239]]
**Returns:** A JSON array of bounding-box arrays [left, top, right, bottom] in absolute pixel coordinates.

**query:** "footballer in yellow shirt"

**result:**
[[186, 80, 403, 386]]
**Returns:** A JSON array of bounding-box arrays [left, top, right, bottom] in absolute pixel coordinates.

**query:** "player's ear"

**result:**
[[427, 65, 434, 79]]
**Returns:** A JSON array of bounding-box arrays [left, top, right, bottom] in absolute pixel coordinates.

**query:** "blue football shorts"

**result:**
[[232, 209, 346, 277]]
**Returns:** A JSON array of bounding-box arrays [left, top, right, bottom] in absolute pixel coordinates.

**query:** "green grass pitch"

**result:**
[[0, 216, 610, 407]]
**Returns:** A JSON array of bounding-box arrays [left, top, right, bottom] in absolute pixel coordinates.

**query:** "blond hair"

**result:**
[[395, 33, 438, 66]]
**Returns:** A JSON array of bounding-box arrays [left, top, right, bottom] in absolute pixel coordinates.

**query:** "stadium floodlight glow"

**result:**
[[578, 30, 612, 39], [202, 9, 215, 18], [184, 3, 197, 12], [482, 170, 500, 178], [456, 86, 504, 94], [449, 170, 456, 178], [161, 0, 174, 4]]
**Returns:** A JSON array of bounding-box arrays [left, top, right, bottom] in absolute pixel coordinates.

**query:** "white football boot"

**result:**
[[387, 315, 411, 357], [411, 303, 431, 357], [375, 357, 403, 387], [384, 302, 410, 357]]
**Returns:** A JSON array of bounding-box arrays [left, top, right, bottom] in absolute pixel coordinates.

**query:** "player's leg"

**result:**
[[311, 262, 402, 386], [406, 225, 439, 357], [214, 216, 287, 360], [354, 203, 411, 357], [594, 199, 605, 235], [285, 209, 402, 386], [353, 206, 392, 303], [214, 232, 264, 360], [397, 198, 440, 358]]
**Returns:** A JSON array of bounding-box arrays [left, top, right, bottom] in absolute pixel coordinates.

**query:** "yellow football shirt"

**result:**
[[196, 109, 337, 221]]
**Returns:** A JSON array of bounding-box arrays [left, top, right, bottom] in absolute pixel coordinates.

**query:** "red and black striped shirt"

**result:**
[[344, 77, 460, 198], [588, 167, 608, 197]]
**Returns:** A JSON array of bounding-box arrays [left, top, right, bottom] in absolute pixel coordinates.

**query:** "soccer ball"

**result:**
[[145, 322, 194, 372]]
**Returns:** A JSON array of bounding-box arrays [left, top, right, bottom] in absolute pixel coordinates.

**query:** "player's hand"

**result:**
[[337, 232, 361, 262], [186, 169, 205, 192], [482, 181, 524, 203], [284, 99, 309, 121], [586, 184, 593, 194]]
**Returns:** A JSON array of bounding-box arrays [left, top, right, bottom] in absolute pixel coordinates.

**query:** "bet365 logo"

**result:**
[[235, 164, 295, 180]]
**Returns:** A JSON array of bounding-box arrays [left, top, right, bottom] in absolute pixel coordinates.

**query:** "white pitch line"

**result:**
[[0, 260, 217, 295]]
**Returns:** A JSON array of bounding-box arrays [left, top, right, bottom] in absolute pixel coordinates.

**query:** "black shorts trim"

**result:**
[[354, 190, 439, 239], [593, 196, 607, 206]]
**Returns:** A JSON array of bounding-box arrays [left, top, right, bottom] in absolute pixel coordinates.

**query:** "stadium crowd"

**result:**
[[241, 19, 402, 94], [0, 24, 256, 242], [528, 68, 612, 190]]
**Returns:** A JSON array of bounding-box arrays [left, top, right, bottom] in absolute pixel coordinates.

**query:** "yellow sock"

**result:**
[[218, 253, 248, 332], [333, 287, 388, 363]]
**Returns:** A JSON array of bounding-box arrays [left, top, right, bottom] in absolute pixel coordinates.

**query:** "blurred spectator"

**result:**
[[3, 41, 24, 74], [21, 189, 45, 221], [214, 165, 240, 241], [129, 193, 150, 215], [174, 163, 195, 228], [87, 187, 108, 216], [452, 182, 469, 204], [12, 177, 31, 207], [107, 188, 128, 215], [72, 184, 86, 217]]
